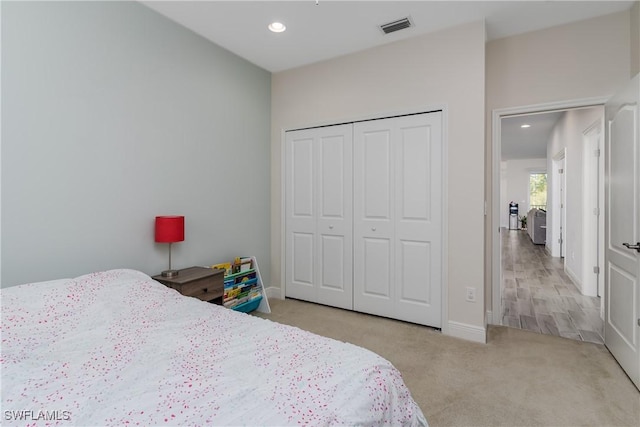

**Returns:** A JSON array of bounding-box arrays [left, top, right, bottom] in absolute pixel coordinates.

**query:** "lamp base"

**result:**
[[161, 269, 179, 278]]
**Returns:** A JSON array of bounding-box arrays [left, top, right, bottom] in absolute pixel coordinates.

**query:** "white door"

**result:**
[[285, 124, 353, 309], [604, 74, 640, 390], [353, 113, 442, 327]]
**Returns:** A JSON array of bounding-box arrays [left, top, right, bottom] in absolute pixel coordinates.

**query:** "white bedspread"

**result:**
[[1, 269, 427, 426]]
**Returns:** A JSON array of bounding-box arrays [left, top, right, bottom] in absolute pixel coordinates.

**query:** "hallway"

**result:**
[[501, 228, 603, 343]]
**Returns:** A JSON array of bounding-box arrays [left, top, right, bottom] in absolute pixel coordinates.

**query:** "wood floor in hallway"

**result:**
[[501, 228, 603, 343]]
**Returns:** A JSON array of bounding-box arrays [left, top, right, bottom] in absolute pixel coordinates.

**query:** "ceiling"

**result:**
[[141, 0, 634, 73], [501, 112, 565, 161], [141, 1, 627, 158]]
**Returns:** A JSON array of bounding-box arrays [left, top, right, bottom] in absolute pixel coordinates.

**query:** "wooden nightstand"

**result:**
[[153, 267, 225, 304]]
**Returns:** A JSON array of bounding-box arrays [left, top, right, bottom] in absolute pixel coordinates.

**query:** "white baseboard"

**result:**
[[447, 320, 487, 343], [564, 265, 582, 292], [486, 310, 493, 326], [265, 288, 487, 344], [264, 286, 282, 300]]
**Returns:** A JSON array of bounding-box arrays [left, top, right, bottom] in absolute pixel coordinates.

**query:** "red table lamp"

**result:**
[[155, 215, 185, 278]]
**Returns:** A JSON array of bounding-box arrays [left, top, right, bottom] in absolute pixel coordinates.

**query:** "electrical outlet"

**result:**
[[465, 287, 476, 302]]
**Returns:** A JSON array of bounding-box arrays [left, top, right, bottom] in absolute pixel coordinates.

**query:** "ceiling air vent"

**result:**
[[380, 17, 412, 35]]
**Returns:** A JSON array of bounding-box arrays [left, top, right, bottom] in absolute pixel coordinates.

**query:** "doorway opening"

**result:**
[[492, 99, 606, 342]]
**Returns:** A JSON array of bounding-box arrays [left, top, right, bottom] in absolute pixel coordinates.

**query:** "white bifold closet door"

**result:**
[[353, 113, 442, 327], [285, 124, 353, 310], [285, 112, 442, 328]]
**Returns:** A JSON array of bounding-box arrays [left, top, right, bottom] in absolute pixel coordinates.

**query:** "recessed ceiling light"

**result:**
[[268, 22, 286, 33], [521, 124, 531, 128]]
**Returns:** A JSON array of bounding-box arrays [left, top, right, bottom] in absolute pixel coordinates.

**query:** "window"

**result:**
[[529, 172, 547, 210]]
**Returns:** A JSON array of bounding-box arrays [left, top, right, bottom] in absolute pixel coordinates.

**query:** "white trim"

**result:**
[[581, 118, 604, 298], [280, 104, 449, 331], [279, 128, 287, 300], [564, 264, 582, 292], [527, 168, 547, 173], [491, 110, 502, 325], [551, 149, 567, 258], [491, 96, 609, 326], [448, 321, 487, 343], [440, 107, 449, 336], [485, 310, 493, 327], [283, 105, 447, 133], [265, 286, 282, 300]]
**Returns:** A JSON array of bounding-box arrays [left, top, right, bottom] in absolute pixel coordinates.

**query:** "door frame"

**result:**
[[581, 119, 604, 299], [280, 105, 449, 334], [551, 150, 566, 259], [490, 97, 609, 325]]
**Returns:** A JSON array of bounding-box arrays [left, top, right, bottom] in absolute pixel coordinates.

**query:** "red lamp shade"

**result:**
[[155, 216, 185, 243]]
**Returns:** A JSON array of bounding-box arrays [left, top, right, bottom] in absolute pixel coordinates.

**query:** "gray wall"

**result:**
[[1, 1, 271, 287]]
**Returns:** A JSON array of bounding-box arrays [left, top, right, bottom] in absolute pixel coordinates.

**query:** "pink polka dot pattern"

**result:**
[[1, 269, 427, 426]]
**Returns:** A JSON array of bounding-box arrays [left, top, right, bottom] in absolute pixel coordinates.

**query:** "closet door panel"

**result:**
[[394, 114, 442, 327], [317, 127, 353, 309], [292, 232, 315, 285], [321, 235, 345, 289], [286, 125, 353, 309], [362, 238, 391, 297], [363, 130, 392, 220], [360, 237, 394, 316], [354, 112, 443, 327], [292, 138, 314, 218], [286, 131, 318, 301], [319, 135, 346, 218], [400, 125, 431, 221], [354, 121, 395, 317], [398, 240, 431, 304]]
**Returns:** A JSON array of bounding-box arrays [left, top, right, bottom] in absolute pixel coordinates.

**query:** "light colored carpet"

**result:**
[[254, 298, 640, 426]]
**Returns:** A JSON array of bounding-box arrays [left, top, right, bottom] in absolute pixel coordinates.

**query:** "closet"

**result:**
[[285, 112, 443, 328]]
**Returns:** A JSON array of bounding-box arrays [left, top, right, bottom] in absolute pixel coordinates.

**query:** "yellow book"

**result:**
[[211, 262, 232, 276]]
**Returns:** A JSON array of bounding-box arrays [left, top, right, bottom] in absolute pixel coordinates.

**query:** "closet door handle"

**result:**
[[371, 227, 377, 231], [622, 242, 640, 253], [329, 225, 334, 230]]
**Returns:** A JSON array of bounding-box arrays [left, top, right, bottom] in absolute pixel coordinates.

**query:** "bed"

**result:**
[[1, 269, 427, 426]]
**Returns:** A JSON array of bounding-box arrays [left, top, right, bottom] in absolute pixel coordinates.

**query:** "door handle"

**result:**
[[622, 242, 640, 253]]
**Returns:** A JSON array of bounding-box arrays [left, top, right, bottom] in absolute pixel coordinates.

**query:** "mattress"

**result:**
[[1, 269, 427, 426]]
